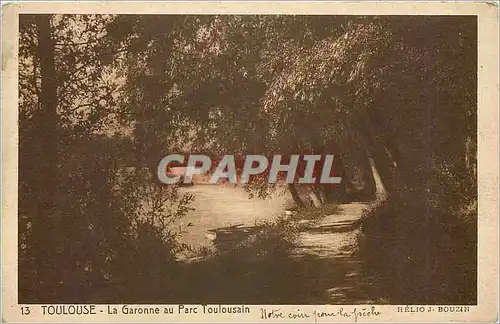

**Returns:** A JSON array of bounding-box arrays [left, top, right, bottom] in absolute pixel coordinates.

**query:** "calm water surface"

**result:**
[[176, 184, 293, 248]]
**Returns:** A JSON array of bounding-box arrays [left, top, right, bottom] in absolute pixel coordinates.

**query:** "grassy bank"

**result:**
[[171, 202, 347, 304]]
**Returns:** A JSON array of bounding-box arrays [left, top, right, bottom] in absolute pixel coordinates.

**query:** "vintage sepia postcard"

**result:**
[[1, 1, 499, 323]]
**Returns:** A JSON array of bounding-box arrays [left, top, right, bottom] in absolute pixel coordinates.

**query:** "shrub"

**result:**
[[359, 188, 476, 304]]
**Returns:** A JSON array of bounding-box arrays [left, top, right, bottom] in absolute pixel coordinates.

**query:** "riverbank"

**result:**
[[172, 201, 386, 304]]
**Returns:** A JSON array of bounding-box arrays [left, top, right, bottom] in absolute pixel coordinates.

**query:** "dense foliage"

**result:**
[[19, 14, 476, 303]]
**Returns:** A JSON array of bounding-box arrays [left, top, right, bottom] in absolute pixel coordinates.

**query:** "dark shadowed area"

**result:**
[[18, 14, 476, 304]]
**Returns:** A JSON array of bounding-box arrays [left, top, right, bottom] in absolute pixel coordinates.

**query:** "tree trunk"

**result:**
[[288, 183, 305, 208], [317, 185, 327, 204], [32, 14, 58, 300], [359, 112, 395, 201], [367, 155, 388, 204], [309, 188, 322, 207]]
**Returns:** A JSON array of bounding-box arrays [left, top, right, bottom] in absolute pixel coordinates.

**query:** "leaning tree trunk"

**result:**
[[367, 154, 388, 204], [288, 183, 305, 208], [358, 109, 394, 205], [308, 187, 323, 207]]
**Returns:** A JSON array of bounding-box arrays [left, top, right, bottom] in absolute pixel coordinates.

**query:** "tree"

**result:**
[[19, 14, 195, 302], [22, 14, 59, 300], [20, 13, 126, 301], [111, 15, 358, 206]]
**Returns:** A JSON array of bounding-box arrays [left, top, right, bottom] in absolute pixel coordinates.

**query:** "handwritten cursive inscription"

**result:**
[[260, 306, 381, 322]]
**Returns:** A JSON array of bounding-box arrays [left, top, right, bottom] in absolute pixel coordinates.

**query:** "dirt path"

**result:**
[[291, 202, 383, 304], [179, 200, 385, 304]]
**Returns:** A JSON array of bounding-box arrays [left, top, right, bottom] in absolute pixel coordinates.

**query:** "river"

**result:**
[[176, 184, 294, 249]]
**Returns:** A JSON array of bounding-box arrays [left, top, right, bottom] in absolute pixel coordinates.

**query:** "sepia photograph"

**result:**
[[2, 2, 499, 323]]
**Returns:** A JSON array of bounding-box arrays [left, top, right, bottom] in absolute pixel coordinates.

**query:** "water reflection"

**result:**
[[176, 184, 292, 248]]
